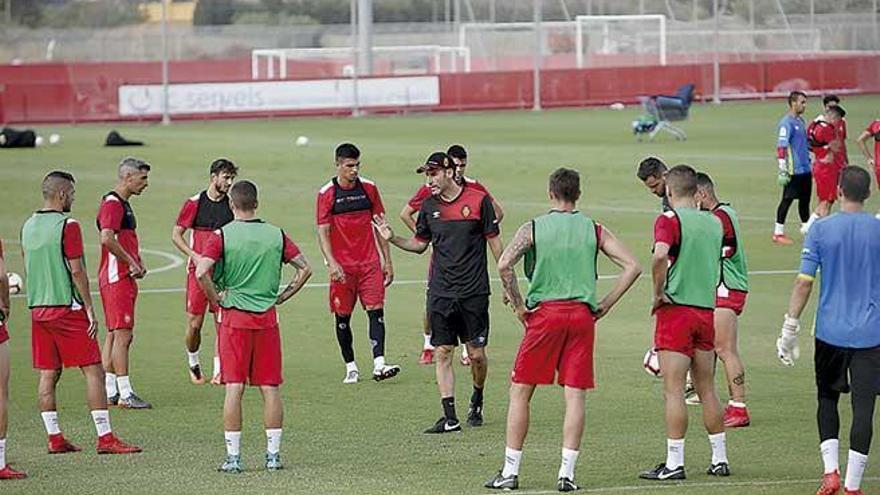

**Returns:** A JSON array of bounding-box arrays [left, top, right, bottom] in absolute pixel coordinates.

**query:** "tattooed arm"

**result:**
[[497, 222, 534, 324]]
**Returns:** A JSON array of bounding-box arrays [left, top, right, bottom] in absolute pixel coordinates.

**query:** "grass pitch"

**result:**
[[0, 97, 878, 494]]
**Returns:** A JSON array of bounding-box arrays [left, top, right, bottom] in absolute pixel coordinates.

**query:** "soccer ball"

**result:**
[[49, 133, 61, 145], [643, 347, 661, 377], [295, 135, 309, 147], [7, 273, 23, 295], [35, 136, 44, 147]]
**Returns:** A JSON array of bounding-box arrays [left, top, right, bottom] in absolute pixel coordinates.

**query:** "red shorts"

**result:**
[[100, 278, 138, 331], [875, 164, 880, 189], [512, 301, 596, 390], [186, 270, 217, 316], [0, 322, 8, 345], [32, 309, 101, 369], [219, 311, 282, 386], [813, 163, 840, 203], [329, 262, 385, 315], [654, 304, 715, 358], [715, 286, 748, 316]]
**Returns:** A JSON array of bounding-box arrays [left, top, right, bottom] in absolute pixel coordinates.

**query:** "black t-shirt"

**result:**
[[416, 185, 499, 298]]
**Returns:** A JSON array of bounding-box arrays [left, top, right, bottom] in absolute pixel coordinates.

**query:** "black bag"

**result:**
[[105, 130, 144, 147]]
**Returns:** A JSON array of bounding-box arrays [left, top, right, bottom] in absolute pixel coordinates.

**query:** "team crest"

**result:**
[[461, 205, 472, 218]]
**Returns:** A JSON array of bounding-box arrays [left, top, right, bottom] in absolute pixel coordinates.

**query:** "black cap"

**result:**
[[416, 151, 452, 173]]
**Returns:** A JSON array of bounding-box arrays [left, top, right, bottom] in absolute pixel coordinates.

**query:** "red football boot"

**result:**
[[723, 404, 751, 428], [96, 433, 142, 455], [816, 470, 841, 495], [48, 433, 81, 454], [0, 465, 27, 480], [419, 348, 434, 365]]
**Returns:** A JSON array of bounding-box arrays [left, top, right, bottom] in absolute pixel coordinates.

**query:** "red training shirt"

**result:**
[[97, 192, 141, 288], [316, 177, 385, 268]]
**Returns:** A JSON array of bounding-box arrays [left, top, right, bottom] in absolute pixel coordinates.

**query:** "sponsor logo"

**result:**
[[461, 205, 472, 218]]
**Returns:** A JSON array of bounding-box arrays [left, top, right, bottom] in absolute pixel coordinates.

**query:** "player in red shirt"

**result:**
[[97, 157, 151, 409], [171, 158, 238, 385], [196, 180, 313, 473], [0, 238, 25, 479], [856, 118, 880, 218], [399, 145, 504, 366], [822, 95, 849, 168], [803, 105, 845, 234], [316, 143, 400, 384], [23, 171, 141, 459]]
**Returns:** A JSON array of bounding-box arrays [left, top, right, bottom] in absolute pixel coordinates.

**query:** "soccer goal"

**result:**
[[575, 15, 667, 68], [251, 45, 471, 80]]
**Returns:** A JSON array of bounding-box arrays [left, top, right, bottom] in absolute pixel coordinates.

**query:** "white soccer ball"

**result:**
[[295, 135, 309, 147], [35, 136, 44, 147], [643, 347, 662, 377], [7, 273, 23, 295], [610, 102, 625, 110], [49, 133, 61, 145]]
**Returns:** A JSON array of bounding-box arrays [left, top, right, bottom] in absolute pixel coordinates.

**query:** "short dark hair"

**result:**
[[839, 166, 870, 202], [826, 105, 846, 119], [788, 91, 807, 106], [229, 180, 258, 210], [210, 158, 238, 176], [548, 168, 581, 203], [44, 170, 75, 184], [447, 145, 467, 160], [335, 143, 360, 161], [695, 171, 714, 190], [637, 157, 667, 181], [666, 164, 698, 197], [823, 94, 840, 106], [42, 170, 75, 199]]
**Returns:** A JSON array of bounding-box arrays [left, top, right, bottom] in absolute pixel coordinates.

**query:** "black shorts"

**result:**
[[782, 172, 812, 201], [428, 295, 490, 348], [814, 339, 880, 395]]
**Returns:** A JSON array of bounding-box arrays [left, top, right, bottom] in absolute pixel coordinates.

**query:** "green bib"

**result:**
[[21, 211, 83, 308], [716, 204, 749, 292], [215, 220, 284, 313], [524, 210, 598, 311], [664, 208, 722, 309]]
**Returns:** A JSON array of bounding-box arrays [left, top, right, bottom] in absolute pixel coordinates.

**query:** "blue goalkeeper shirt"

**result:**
[[799, 211, 880, 349], [777, 114, 810, 175]]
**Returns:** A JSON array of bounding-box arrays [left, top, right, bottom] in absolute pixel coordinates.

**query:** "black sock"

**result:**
[[471, 385, 484, 407], [367, 308, 386, 359], [442, 396, 457, 421], [335, 313, 355, 363]]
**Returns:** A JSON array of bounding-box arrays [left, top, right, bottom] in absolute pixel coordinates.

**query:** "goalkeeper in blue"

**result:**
[[777, 166, 880, 495]]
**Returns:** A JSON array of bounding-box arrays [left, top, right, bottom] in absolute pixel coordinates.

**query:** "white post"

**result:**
[[357, 0, 373, 75], [659, 15, 666, 66], [160, 0, 170, 125], [351, 0, 360, 117], [533, 0, 542, 112], [874, 0, 878, 50], [575, 18, 584, 68], [712, 0, 720, 104], [251, 52, 259, 79]]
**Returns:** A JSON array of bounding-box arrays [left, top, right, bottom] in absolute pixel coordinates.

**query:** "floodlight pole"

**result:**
[[160, 0, 171, 125], [350, 0, 361, 117], [533, 0, 542, 112], [712, 0, 720, 104]]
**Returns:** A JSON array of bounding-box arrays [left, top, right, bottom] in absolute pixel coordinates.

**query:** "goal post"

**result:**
[[575, 14, 666, 68]]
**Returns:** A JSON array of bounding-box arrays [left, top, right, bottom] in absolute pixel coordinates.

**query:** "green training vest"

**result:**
[[215, 220, 284, 313], [524, 210, 598, 311], [21, 211, 83, 308], [664, 208, 722, 309], [716, 204, 749, 292]]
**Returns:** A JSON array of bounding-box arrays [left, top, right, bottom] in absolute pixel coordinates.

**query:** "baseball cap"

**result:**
[[416, 151, 453, 173]]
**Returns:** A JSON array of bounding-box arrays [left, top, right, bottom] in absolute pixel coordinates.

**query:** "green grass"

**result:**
[[0, 98, 878, 494]]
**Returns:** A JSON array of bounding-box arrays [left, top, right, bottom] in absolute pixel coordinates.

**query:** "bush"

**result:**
[[38, 0, 144, 29]]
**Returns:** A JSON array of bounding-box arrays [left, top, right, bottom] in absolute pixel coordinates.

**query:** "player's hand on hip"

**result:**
[[129, 261, 146, 279], [594, 301, 610, 320], [514, 305, 533, 327], [651, 294, 671, 314], [776, 314, 801, 366], [372, 213, 393, 241], [382, 263, 394, 287]]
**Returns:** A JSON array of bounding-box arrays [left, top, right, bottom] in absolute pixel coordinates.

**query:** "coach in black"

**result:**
[[373, 151, 504, 434]]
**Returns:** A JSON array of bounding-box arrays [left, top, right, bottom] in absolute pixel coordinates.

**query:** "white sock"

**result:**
[[875, 212, 880, 220], [774, 222, 785, 235], [41, 411, 61, 435], [558, 448, 579, 480], [844, 450, 868, 490], [501, 447, 522, 477], [105, 372, 118, 398], [187, 351, 199, 367], [373, 356, 386, 371], [666, 438, 685, 470], [212, 355, 221, 378], [117, 375, 134, 400], [728, 400, 746, 408], [708, 432, 728, 465], [820, 439, 840, 474], [345, 361, 358, 373], [266, 428, 282, 455], [225, 431, 241, 456], [91, 410, 112, 437], [0, 438, 6, 468], [423, 334, 433, 350], [807, 213, 820, 227]]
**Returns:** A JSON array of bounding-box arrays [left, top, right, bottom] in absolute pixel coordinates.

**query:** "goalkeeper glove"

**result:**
[[777, 159, 791, 187], [776, 314, 800, 366]]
